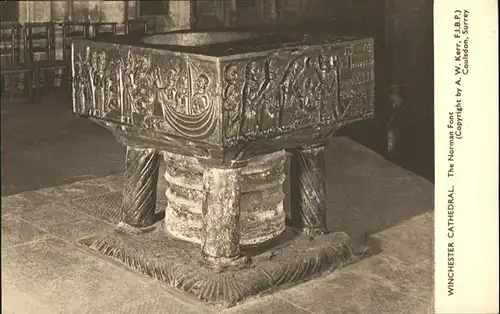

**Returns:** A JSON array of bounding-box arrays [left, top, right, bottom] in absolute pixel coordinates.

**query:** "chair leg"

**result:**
[[2, 74, 10, 99], [26, 71, 33, 103], [54, 68, 62, 88], [12, 73, 19, 100], [39, 69, 51, 103], [38, 68, 44, 104], [33, 67, 39, 105], [1, 74, 12, 99], [66, 68, 72, 102], [31, 68, 36, 104], [41, 69, 50, 100], [8, 74, 17, 99]]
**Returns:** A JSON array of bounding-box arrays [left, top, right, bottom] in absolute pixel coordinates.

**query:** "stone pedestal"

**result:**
[[73, 32, 375, 265], [162, 150, 286, 246]]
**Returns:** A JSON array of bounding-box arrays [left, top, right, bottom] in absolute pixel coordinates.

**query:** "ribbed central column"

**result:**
[[162, 150, 286, 246]]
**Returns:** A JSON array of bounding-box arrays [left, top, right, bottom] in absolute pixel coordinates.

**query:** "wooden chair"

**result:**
[[1, 23, 32, 101], [124, 19, 150, 37], [90, 22, 118, 38], [61, 21, 91, 61], [25, 22, 67, 103]]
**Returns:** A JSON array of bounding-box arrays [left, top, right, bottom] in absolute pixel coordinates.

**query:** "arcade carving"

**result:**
[[222, 47, 374, 145], [72, 40, 374, 147], [73, 46, 217, 140]]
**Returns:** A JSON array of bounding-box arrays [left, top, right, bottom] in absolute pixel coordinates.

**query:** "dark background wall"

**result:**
[[0, 0, 19, 22], [295, 0, 434, 181], [192, 0, 434, 181], [1, 0, 434, 182]]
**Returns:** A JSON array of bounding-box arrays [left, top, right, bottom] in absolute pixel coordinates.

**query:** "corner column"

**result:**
[[200, 164, 244, 266], [121, 146, 160, 228], [290, 144, 328, 236]]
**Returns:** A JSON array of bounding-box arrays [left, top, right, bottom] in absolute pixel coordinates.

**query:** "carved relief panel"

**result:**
[[72, 37, 374, 150], [221, 39, 375, 146], [72, 42, 220, 145]]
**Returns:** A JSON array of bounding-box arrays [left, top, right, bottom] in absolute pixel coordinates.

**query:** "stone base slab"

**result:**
[[70, 189, 374, 307], [79, 225, 371, 308], [70, 190, 166, 225]]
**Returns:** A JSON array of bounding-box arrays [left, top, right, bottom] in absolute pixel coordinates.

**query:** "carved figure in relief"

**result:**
[[176, 74, 189, 114], [84, 48, 98, 110], [222, 65, 240, 139], [279, 58, 306, 125], [73, 62, 86, 112], [279, 62, 294, 115], [103, 76, 113, 112], [316, 53, 340, 120], [339, 89, 357, 119], [315, 55, 329, 77], [222, 65, 239, 111], [191, 74, 211, 115], [122, 51, 136, 91], [339, 85, 373, 119], [122, 52, 155, 117], [281, 59, 302, 103], [165, 69, 178, 101], [155, 67, 180, 116], [94, 51, 107, 113], [137, 56, 156, 114], [260, 58, 281, 129], [75, 47, 102, 112], [241, 61, 265, 135], [300, 78, 319, 112]]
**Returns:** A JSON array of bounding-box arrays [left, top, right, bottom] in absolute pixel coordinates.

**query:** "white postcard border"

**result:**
[[434, 0, 499, 313]]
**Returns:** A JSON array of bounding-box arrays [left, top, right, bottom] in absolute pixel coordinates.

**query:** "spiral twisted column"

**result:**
[[121, 146, 160, 228], [290, 144, 328, 236]]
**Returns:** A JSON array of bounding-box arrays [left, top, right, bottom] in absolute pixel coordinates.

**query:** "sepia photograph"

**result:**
[[0, 0, 496, 313]]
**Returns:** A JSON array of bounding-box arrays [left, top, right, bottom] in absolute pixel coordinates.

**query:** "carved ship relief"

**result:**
[[72, 37, 374, 151], [72, 46, 218, 142]]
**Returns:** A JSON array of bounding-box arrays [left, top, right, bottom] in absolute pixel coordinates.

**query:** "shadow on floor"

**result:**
[[337, 109, 434, 184], [1, 92, 125, 196]]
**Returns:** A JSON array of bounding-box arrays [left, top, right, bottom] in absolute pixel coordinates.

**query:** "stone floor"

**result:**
[[1, 93, 434, 313], [1, 92, 125, 196]]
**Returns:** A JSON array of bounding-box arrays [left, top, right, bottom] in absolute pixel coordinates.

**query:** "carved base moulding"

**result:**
[[72, 30, 375, 265], [79, 223, 372, 308]]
